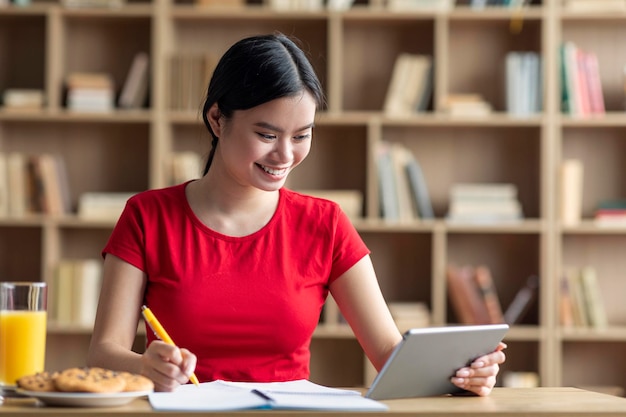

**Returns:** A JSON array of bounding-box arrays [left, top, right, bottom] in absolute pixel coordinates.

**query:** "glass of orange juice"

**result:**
[[0, 282, 47, 387]]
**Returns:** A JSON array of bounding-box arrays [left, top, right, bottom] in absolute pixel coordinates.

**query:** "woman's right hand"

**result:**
[[141, 341, 197, 392]]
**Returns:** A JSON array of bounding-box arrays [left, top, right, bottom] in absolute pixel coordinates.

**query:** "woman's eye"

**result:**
[[294, 134, 310, 141], [258, 133, 276, 140]]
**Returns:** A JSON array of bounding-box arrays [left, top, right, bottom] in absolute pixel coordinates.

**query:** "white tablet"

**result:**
[[365, 323, 509, 400]]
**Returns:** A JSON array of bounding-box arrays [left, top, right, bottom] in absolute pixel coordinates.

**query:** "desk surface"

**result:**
[[2, 387, 626, 416]]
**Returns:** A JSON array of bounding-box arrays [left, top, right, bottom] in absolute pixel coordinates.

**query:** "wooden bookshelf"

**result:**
[[1, 0, 626, 392]]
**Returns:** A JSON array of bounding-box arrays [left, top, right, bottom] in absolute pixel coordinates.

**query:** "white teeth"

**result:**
[[260, 165, 287, 175]]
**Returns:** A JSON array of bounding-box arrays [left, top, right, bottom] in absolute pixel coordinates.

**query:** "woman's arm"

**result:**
[[87, 254, 147, 373], [87, 254, 196, 391], [330, 254, 506, 396], [329, 255, 403, 372]]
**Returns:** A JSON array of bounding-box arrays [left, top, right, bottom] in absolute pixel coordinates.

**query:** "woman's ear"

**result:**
[[206, 103, 222, 137]]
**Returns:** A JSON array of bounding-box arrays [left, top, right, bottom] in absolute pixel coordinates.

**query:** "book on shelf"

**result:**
[[0, 152, 71, 217], [326, 0, 354, 10], [321, 294, 342, 326], [503, 274, 539, 325], [77, 191, 137, 220], [169, 151, 203, 186], [623, 63, 626, 111], [61, 0, 125, 7], [560, 42, 605, 116], [387, 302, 430, 333], [375, 141, 433, 222], [564, 266, 588, 327], [387, 0, 453, 12], [447, 264, 531, 326], [446, 183, 523, 224], [579, 266, 608, 329], [502, 371, 539, 388], [195, 0, 245, 7], [52, 259, 103, 327], [563, 0, 626, 12], [558, 274, 575, 327], [474, 265, 505, 325], [383, 53, 433, 116], [505, 51, 542, 117], [375, 141, 400, 221], [404, 151, 434, 219], [118, 52, 149, 109], [560, 265, 608, 329], [560, 159, 584, 226], [149, 379, 388, 412], [0, 154, 7, 216], [168, 53, 217, 111], [6, 152, 27, 216], [2, 88, 45, 110], [446, 264, 492, 325], [389, 143, 417, 221]]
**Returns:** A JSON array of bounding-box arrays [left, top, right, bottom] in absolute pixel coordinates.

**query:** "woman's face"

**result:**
[[217, 91, 317, 192]]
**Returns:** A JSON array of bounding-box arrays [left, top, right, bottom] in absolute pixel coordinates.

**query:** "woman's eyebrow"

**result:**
[[253, 121, 315, 133]]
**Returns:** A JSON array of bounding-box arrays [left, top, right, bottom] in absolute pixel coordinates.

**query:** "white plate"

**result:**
[[15, 389, 152, 407]]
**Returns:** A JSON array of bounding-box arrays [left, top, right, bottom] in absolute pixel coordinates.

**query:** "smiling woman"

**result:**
[[86, 32, 505, 395]]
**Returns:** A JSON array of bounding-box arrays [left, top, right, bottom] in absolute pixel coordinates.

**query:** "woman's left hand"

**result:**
[[450, 342, 507, 396]]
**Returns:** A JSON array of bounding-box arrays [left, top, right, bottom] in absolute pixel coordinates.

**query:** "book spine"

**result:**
[[474, 266, 505, 324]]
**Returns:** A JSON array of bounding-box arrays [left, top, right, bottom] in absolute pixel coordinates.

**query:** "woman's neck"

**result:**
[[185, 175, 280, 237]]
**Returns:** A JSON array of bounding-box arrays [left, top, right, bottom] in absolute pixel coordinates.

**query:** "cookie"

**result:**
[[16, 371, 59, 392], [54, 367, 126, 393], [118, 372, 154, 392]]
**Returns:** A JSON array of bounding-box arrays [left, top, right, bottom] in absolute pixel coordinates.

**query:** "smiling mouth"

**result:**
[[258, 163, 288, 176]]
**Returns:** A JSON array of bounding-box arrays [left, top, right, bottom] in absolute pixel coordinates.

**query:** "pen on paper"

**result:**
[[141, 305, 200, 387]]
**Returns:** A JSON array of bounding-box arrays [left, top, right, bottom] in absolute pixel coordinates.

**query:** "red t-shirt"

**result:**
[[102, 183, 369, 382]]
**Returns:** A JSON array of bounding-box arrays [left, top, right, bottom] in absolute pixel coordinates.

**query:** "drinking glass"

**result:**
[[0, 282, 47, 387]]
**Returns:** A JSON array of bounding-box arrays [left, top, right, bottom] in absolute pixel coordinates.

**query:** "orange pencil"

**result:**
[[141, 305, 200, 386]]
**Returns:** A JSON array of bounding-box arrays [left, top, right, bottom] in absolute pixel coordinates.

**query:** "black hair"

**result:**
[[201, 33, 325, 175]]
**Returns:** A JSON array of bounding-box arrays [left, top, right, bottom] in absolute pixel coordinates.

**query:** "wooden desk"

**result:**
[[2, 387, 626, 416]]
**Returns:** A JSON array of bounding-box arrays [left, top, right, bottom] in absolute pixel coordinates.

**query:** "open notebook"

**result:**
[[148, 379, 388, 412]]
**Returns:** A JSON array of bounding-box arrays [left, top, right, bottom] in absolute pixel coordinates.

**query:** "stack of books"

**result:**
[[594, 199, 626, 227], [446, 183, 523, 223], [66, 72, 115, 112], [2, 89, 45, 110], [441, 94, 492, 117], [77, 192, 136, 220]]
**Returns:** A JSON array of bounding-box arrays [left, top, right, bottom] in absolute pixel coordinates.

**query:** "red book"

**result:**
[[446, 265, 491, 325]]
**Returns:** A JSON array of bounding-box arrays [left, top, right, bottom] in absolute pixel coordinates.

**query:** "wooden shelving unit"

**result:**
[[1, 0, 626, 391]]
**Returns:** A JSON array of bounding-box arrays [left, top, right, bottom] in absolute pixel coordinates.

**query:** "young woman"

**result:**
[[87, 33, 505, 395]]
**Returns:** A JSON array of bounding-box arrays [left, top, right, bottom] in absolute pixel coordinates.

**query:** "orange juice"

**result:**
[[0, 310, 47, 386]]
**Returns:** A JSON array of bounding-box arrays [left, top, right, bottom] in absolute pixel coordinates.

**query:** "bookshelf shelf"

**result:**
[[1, 0, 626, 392]]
